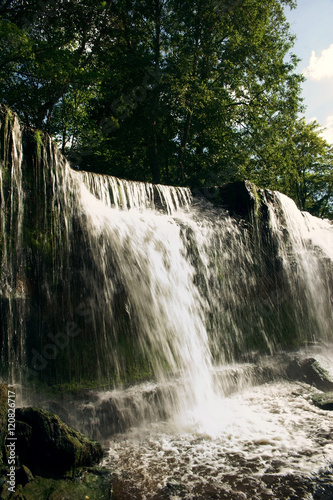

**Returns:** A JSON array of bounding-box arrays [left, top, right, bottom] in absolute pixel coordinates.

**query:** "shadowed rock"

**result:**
[[15, 407, 103, 476], [192, 180, 256, 218], [286, 358, 333, 392], [312, 392, 333, 411], [16, 465, 34, 487]]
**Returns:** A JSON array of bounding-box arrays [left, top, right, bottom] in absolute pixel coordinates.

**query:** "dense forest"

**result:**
[[0, 0, 332, 217]]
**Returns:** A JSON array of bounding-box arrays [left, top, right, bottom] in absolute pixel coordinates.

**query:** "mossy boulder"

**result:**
[[15, 420, 32, 464], [20, 469, 112, 500], [15, 407, 103, 476], [286, 358, 333, 392], [312, 392, 333, 411]]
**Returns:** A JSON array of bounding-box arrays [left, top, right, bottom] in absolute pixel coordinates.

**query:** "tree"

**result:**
[[67, 0, 303, 187], [284, 120, 333, 217], [0, 0, 112, 130], [2, 0, 331, 218], [163, 0, 302, 187]]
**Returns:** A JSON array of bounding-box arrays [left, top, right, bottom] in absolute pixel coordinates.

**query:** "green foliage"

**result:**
[[285, 120, 333, 218], [18, 473, 111, 500], [34, 129, 44, 158], [248, 118, 333, 218], [0, 0, 332, 216]]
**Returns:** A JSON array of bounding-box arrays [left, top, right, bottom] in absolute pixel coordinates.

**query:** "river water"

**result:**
[[101, 368, 333, 499]]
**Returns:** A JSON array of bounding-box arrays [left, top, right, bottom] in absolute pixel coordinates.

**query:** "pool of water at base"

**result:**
[[102, 381, 333, 500]]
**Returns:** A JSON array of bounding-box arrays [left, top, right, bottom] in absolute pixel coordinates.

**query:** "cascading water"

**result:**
[[0, 113, 26, 381], [1, 106, 333, 498], [266, 192, 333, 342], [75, 177, 216, 416], [0, 107, 217, 416]]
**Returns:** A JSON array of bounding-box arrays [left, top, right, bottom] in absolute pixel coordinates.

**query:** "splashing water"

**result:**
[[101, 376, 333, 499]]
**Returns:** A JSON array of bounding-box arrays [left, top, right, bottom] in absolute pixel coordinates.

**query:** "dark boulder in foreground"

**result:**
[[286, 358, 333, 392], [312, 392, 333, 411], [16, 464, 35, 487], [1, 385, 107, 499], [15, 407, 103, 476]]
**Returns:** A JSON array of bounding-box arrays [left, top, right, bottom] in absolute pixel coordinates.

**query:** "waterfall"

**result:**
[[79, 170, 192, 213], [0, 113, 26, 381], [74, 176, 215, 413], [0, 108, 218, 417], [268, 192, 333, 343], [1, 106, 333, 416]]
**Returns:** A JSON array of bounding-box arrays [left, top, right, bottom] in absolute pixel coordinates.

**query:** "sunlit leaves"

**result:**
[[1, 0, 331, 216]]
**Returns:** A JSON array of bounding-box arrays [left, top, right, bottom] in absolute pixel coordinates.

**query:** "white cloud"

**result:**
[[321, 115, 333, 144], [303, 43, 333, 80], [306, 115, 333, 145]]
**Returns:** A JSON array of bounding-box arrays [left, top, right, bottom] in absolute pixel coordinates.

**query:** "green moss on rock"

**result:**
[[312, 392, 333, 411], [15, 407, 103, 476], [21, 470, 112, 500], [34, 130, 44, 158]]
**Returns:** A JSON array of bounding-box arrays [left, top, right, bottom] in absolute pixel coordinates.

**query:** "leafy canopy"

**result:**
[[0, 0, 332, 217]]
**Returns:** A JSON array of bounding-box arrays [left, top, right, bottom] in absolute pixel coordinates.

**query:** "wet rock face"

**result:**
[[15, 407, 103, 476], [1, 385, 107, 499], [286, 357, 333, 392], [192, 180, 256, 218]]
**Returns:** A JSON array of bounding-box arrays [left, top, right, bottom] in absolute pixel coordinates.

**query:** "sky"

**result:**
[[285, 0, 333, 144]]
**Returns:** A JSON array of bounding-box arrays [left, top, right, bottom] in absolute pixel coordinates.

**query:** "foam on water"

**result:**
[[103, 378, 333, 499]]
